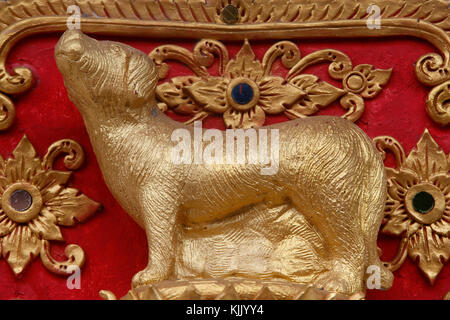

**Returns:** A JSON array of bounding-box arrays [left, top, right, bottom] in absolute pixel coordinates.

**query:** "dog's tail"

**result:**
[[358, 133, 393, 290]]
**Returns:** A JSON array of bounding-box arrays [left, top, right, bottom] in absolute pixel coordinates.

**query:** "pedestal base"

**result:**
[[100, 279, 363, 300]]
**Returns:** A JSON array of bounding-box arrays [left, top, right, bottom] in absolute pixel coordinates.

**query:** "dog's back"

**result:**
[[174, 116, 389, 290]]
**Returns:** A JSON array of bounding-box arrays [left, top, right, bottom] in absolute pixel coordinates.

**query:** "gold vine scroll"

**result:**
[[0, 0, 449, 128]]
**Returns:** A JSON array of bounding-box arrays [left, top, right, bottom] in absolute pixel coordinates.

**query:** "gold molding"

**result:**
[[374, 130, 450, 284], [0, 136, 101, 276], [0, 0, 449, 128]]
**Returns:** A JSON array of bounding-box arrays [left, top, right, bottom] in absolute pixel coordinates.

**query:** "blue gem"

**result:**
[[231, 83, 254, 105], [412, 191, 435, 214]]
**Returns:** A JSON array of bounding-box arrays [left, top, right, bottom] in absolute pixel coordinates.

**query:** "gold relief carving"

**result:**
[[374, 130, 450, 284], [0, 0, 448, 128], [55, 30, 394, 298], [0, 136, 101, 276], [151, 39, 391, 128], [444, 291, 450, 300]]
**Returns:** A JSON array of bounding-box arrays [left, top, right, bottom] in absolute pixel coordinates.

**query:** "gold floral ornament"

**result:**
[[0, 136, 101, 276], [374, 130, 450, 284], [151, 39, 391, 129]]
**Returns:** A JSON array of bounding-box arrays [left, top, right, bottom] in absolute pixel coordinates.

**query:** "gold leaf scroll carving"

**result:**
[[151, 39, 391, 128]]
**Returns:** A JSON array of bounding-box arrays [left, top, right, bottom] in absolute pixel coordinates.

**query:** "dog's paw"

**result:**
[[132, 268, 165, 288]]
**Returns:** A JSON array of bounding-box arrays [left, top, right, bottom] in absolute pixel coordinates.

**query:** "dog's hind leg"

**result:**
[[290, 192, 368, 294]]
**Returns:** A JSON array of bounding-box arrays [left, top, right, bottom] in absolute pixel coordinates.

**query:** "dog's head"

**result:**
[[55, 30, 158, 122]]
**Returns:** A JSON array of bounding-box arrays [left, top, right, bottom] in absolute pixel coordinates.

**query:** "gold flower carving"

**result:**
[[0, 136, 101, 276], [374, 130, 450, 284], [151, 39, 391, 129]]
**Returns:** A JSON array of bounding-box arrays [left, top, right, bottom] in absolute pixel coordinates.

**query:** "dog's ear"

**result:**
[[123, 50, 159, 109]]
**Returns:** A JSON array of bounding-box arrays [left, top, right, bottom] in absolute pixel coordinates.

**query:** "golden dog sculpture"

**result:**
[[55, 30, 393, 296]]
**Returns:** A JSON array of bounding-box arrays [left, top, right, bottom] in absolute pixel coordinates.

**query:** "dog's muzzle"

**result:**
[[55, 30, 86, 62]]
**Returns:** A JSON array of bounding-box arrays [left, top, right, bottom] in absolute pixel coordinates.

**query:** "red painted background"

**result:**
[[0, 33, 448, 300]]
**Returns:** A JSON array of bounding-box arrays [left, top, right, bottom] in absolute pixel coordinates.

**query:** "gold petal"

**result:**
[[408, 226, 450, 284], [0, 176, 9, 191], [183, 77, 229, 114], [429, 174, 450, 236], [28, 208, 63, 241], [384, 196, 400, 215], [4, 159, 20, 184], [0, 211, 16, 236], [32, 170, 71, 202], [258, 77, 305, 114], [430, 217, 450, 238], [12, 135, 38, 160], [284, 105, 317, 119], [2, 225, 40, 275], [387, 168, 419, 201], [407, 221, 422, 237], [431, 173, 450, 195], [353, 64, 391, 99], [289, 75, 345, 110], [155, 76, 203, 115], [5, 157, 42, 184], [382, 203, 411, 236], [225, 40, 264, 81], [45, 188, 101, 226], [223, 106, 266, 129], [6, 136, 42, 182], [405, 129, 448, 180], [385, 167, 400, 180]]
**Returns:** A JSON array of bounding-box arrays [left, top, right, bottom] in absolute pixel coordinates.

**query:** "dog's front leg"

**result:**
[[131, 192, 179, 288]]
